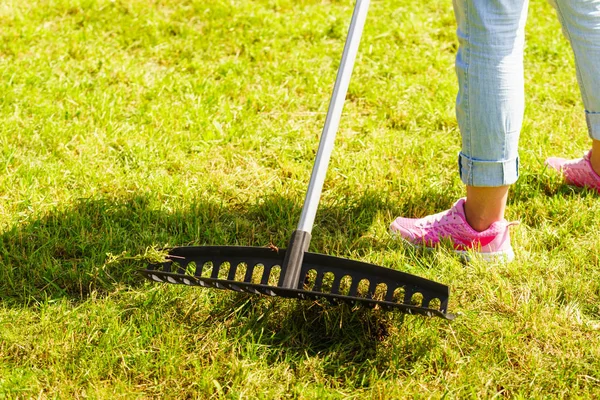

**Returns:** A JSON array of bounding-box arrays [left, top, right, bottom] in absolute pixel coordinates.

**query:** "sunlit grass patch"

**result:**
[[1, 0, 599, 398]]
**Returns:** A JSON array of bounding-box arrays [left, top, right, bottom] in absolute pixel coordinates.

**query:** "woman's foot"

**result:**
[[390, 198, 517, 262]]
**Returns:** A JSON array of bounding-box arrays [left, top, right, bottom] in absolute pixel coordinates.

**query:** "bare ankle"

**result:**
[[464, 208, 494, 232], [465, 186, 509, 232], [591, 141, 600, 176]]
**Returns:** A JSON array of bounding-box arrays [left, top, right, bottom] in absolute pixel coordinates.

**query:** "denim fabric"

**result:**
[[453, 0, 600, 187]]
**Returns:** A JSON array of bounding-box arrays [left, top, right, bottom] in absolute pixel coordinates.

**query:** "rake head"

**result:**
[[140, 245, 455, 320]]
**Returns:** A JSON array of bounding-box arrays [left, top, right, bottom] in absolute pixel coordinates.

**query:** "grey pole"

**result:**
[[296, 0, 370, 234]]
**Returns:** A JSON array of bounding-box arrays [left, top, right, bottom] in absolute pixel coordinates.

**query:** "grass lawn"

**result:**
[[1, 0, 599, 398]]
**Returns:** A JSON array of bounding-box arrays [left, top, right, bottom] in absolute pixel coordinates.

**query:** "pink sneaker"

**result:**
[[545, 151, 600, 193], [389, 198, 517, 262]]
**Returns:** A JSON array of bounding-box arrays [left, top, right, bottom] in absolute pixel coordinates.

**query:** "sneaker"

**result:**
[[389, 198, 517, 262], [545, 151, 600, 193]]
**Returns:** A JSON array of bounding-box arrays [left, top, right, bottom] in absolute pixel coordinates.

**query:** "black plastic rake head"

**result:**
[[140, 241, 454, 320]]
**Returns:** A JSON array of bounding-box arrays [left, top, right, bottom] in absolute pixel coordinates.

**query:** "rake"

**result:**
[[140, 0, 454, 320]]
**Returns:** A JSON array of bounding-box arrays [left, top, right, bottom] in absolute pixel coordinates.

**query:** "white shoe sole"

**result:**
[[390, 230, 515, 263]]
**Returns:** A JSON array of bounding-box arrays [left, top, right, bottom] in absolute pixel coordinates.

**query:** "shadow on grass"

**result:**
[[0, 190, 446, 379], [0, 189, 399, 305], [192, 291, 436, 381]]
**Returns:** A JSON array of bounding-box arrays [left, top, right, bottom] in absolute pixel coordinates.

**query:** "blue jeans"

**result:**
[[453, 0, 600, 187]]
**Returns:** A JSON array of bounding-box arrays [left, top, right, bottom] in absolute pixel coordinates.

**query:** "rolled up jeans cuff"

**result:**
[[458, 152, 519, 187], [587, 111, 600, 141]]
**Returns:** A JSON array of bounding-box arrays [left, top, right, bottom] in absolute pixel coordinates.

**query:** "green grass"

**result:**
[[1, 0, 599, 398]]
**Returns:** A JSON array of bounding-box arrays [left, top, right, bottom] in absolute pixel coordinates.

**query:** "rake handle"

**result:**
[[297, 0, 370, 234], [281, 0, 370, 289]]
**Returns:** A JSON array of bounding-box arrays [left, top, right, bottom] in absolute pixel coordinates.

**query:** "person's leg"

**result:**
[[390, 0, 527, 260], [455, 0, 529, 229], [545, 0, 600, 191], [548, 0, 600, 139]]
